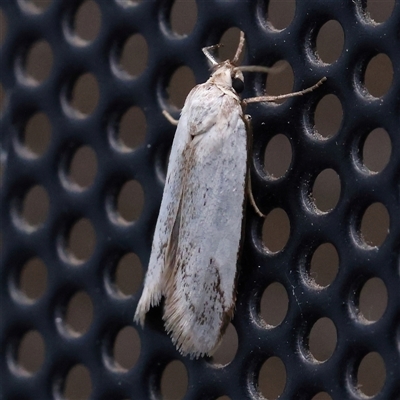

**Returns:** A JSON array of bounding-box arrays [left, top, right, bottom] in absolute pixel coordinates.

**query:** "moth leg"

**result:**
[[162, 110, 179, 126], [243, 77, 326, 105], [247, 172, 265, 218]]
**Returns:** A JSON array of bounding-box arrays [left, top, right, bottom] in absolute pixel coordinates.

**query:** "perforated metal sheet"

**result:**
[[1, 0, 399, 399]]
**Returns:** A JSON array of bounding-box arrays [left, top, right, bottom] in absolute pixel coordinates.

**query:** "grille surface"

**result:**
[[1, 0, 399, 399]]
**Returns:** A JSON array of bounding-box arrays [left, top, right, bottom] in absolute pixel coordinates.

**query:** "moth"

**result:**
[[134, 31, 325, 358]]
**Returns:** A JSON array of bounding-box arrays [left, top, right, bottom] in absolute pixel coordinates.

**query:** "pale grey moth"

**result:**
[[134, 31, 325, 359]]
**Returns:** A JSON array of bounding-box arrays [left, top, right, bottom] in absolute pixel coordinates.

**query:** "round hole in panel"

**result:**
[[356, 352, 386, 397], [362, 128, 391, 173], [14, 185, 49, 231], [68, 73, 100, 117], [112, 326, 140, 371], [23, 40, 53, 85], [308, 243, 339, 288], [312, 393, 332, 400], [18, 257, 48, 301], [314, 94, 343, 139], [260, 282, 289, 327], [22, 112, 52, 157], [160, 360, 188, 400], [263, 134, 292, 179], [118, 34, 148, 78], [116, 180, 144, 224], [358, 277, 388, 323], [64, 291, 94, 337], [218, 27, 244, 65], [359, 202, 390, 248], [262, 208, 290, 253], [266, 0, 295, 30], [0, 9, 7, 45], [311, 169, 341, 213], [307, 317, 337, 362], [114, 252, 143, 297], [315, 20, 344, 64], [365, 0, 395, 23], [15, 330, 46, 375], [258, 356, 286, 399], [65, 218, 96, 263], [63, 364, 92, 400], [169, 0, 197, 37], [363, 53, 393, 98], [211, 323, 238, 366], [167, 66, 196, 110], [117, 106, 147, 151], [73, 0, 101, 44], [68, 145, 98, 189], [23, 185, 50, 228], [265, 60, 294, 104]]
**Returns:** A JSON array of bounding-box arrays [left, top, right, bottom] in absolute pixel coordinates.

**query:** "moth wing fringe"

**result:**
[[163, 289, 233, 359], [133, 284, 163, 326], [134, 214, 180, 327], [161, 261, 233, 359], [159, 253, 205, 357], [162, 290, 221, 359]]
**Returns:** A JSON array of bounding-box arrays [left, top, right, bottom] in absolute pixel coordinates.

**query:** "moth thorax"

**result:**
[[210, 62, 244, 94]]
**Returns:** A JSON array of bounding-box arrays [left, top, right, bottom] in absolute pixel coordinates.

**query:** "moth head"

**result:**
[[209, 62, 245, 94], [231, 68, 244, 93], [204, 31, 285, 97]]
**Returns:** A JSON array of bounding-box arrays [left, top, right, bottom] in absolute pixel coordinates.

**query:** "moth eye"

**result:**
[[232, 77, 244, 93]]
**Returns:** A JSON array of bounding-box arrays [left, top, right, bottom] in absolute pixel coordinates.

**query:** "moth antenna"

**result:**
[[234, 63, 286, 74], [243, 77, 327, 105], [232, 30, 245, 64], [202, 44, 221, 66]]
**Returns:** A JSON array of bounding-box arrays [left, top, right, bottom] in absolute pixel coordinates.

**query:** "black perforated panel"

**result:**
[[1, 0, 399, 399]]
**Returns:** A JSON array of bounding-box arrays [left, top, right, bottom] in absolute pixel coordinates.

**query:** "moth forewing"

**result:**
[[133, 101, 193, 326], [134, 31, 325, 359], [162, 77, 247, 358]]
